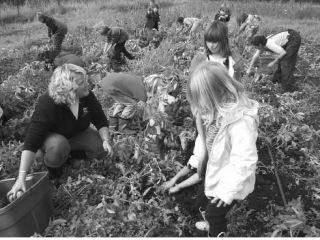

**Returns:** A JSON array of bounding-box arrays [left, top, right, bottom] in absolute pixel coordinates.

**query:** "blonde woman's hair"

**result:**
[[187, 61, 249, 123], [48, 64, 87, 105]]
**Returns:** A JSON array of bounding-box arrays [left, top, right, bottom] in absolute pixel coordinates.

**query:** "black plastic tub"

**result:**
[[0, 172, 53, 237]]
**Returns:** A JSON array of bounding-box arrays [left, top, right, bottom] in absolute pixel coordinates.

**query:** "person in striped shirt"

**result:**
[[237, 13, 261, 43], [176, 17, 203, 38], [187, 61, 259, 237]]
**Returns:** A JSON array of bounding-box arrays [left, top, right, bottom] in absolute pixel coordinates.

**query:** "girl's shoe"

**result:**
[[196, 207, 209, 231], [195, 221, 209, 231]]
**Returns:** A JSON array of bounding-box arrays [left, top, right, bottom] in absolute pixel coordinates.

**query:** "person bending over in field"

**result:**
[[187, 61, 259, 237], [7, 64, 114, 202], [214, 4, 231, 23], [176, 17, 203, 38], [237, 13, 261, 43], [101, 73, 175, 133], [37, 12, 68, 58], [247, 29, 301, 92], [100, 26, 135, 64], [101, 72, 148, 133]]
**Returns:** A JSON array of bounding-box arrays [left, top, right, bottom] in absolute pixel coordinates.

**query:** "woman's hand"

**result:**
[[103, 140, 114, 157], [210, 197, 230, 208], [6, 178, 27, 202]]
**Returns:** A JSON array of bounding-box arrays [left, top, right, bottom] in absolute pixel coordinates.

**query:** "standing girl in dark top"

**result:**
[[7, 64, 113, 202], [100, 26, 135, 63], [37, 12, 68, 58], [145, 8, 160, 31]]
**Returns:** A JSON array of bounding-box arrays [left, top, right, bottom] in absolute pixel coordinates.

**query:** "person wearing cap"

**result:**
[[37, 13, 68, 58], [100, 26, 135, 63], [7, 64, 113, 202]]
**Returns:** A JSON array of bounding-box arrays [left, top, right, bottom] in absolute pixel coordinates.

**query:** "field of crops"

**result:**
[[0, 0, 320, 237]]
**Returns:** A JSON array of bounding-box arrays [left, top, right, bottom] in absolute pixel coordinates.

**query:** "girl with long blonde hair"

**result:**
[[187, 61, 259, 237]]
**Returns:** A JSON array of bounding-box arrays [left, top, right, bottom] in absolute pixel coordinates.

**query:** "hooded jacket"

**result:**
[[204, 99, 259, 204]]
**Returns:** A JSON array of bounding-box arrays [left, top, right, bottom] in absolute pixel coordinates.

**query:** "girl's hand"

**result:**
[[103, 140, 114, 157], [6, 178, 27, 202], [267, 61, 276, 68], [169, 185, 181, 194], [210, 197, 230, 208], [246, 68, 254, 76], [161, 178, 176, 190]]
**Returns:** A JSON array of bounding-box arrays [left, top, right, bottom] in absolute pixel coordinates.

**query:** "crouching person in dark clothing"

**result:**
[[7, 64, 114, 202], [38, 50, 85, 70], [37, 12, 68, 58], [100, 26, 135, 63], [247, 29, 301, 92]]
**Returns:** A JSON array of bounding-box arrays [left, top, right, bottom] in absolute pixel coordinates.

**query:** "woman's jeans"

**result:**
[[38, 127, 105, 168]]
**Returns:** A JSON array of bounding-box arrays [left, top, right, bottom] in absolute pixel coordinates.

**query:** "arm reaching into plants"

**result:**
[[169, 172, 201, 194], [6, 150, 36, 202], [195, 114, 208, 180], [162, 165, 191, 190], [247, 49, 261, 75]]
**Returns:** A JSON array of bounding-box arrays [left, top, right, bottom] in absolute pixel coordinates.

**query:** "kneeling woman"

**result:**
[[7, 64, 113, 201]]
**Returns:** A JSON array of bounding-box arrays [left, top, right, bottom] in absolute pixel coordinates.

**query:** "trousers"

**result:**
[[38, 127, 105, 168]]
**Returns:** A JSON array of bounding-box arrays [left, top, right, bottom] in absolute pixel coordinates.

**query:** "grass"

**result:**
[[1, 0, 320, 50]]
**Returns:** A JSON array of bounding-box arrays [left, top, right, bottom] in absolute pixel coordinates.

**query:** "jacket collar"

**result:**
[[218, 99, 259, 130]]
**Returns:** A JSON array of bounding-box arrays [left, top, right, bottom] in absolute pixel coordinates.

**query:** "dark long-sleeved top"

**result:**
[[106, 27, 129, 45], [42, 16, 68, 38], [23, 91, 108, 152], [145, 12, 160, 30]]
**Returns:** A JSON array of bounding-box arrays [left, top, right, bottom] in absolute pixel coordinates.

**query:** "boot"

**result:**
[[118, 117, 136, 134], [109, 116, 118, 131], [47, 166, 63, 180]]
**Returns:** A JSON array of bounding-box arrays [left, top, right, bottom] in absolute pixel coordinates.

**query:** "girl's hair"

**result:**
[[187, 61, 248, 123], [100, 26, 110, 36], [48, 64, 87, 105], [204, 21, 231, 58], [177, 17, 184, 24], [250, 35, 267, 46], [220, 3, 231, 15], [236, 13, 248, 26]]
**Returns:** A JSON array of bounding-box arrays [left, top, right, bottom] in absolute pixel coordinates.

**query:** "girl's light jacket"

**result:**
[[203, 99, 259, 205]]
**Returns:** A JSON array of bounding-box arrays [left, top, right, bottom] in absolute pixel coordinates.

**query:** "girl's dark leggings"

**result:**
[[196, 182, 235, 237]]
